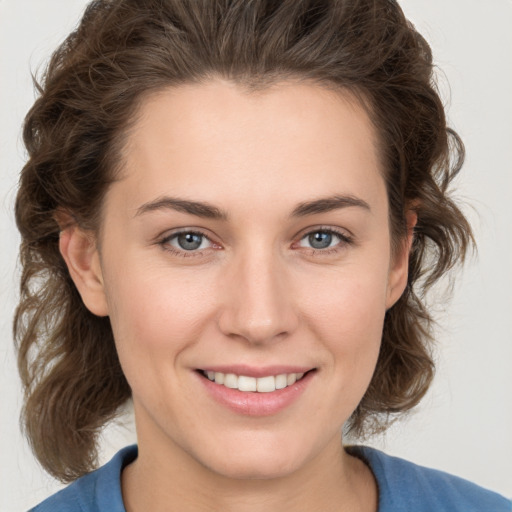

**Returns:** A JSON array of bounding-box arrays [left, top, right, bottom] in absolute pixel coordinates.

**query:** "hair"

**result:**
[[14, 0, 473, 482]]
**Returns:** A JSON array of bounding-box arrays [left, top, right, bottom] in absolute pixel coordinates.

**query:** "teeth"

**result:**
[[287, 373, 297, 386], [275, 374, 287, 389], [256, 376, 275, 393], [224, 373, 238, 389], [203, 371, 307, 392], [238, 375, 257, 392]]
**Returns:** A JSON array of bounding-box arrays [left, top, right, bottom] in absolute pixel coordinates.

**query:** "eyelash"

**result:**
[[299, 227, 354, 256], [159, 230, 214, 258], [158, 227, 354, 258]]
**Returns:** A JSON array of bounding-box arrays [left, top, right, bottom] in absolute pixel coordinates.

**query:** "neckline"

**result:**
[[113, 445, 385, 512], [345, 445, 387, 512]]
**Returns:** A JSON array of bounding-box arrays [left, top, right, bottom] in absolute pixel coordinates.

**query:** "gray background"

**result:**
[[1, 1, 511, 509]]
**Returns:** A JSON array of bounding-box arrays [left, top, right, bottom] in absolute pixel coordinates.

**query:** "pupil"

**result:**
[[309, 232, 332, 249], [178, 233, 202, 250]]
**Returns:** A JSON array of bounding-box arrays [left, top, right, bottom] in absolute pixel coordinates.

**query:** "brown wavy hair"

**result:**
[[14, 0, 473, 482]]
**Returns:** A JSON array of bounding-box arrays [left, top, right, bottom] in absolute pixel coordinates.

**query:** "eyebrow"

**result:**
[[134, 194, 370, 220], [290, 195, 371, 217], [135, 197, 228, 220]]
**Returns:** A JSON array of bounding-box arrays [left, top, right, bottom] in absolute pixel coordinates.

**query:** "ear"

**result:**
[[58, 221, 109, 317], [385, 209, 417, 309]]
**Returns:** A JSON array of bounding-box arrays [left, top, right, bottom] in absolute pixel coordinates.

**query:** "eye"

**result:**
[[297, 228, 352, 251], [173, 232, 209, 251], [161, 230, 215, 256]]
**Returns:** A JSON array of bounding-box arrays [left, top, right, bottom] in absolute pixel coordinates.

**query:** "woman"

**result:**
[[13, 0, 511, 510]]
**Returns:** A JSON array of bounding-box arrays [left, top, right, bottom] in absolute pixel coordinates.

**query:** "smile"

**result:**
[[201, 370, 306, 393], [197, 367, 316, 416]]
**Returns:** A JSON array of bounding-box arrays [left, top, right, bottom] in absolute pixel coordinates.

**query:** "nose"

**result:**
[[217, 247, 298, 345]]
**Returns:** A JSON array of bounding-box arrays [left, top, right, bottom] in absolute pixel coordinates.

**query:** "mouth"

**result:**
[[196, 367, 316, 416], [198, 369, 312, 393]]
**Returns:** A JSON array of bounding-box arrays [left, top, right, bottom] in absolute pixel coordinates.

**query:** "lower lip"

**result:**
[[196, 371, 315, 416]]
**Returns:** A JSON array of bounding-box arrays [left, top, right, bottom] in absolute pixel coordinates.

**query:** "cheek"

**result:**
[[102, 261, 218, 377], [296, 264, 388, 389], [299, 265, 388, 340]]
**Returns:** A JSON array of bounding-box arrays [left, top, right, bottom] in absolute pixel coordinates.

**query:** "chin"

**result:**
[[194, 433, 309, 481], [206, 455, 302, 481]]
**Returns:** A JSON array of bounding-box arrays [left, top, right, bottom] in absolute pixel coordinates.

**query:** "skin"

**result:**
[[60, 79, 415, 512]]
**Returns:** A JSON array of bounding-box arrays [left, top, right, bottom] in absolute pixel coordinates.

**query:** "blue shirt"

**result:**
[[30, 445, 511, 511]]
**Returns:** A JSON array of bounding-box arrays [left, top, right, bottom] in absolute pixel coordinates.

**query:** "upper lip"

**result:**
[[197, 365, 315, 378]]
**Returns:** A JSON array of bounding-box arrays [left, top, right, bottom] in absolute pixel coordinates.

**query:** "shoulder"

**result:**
[[29, 445, 137, 512], [348, 446, 512, 512]]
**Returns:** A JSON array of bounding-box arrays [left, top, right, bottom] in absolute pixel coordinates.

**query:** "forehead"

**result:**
[[127, 79, 378, 159], [112, 79, 385, 216]]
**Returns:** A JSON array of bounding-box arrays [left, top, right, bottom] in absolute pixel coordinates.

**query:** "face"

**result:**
[[65, 79, 410, 480]]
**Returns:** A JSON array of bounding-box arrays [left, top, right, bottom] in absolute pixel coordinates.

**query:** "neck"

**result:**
[[122, 424, 377, 512]]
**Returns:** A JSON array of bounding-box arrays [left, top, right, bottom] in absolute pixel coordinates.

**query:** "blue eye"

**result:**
[[175, 232, 205, 250], [159, 227, 350, 258], [298, 229, 350, 251], [164, 231, 213, 253], [307, 231, 334, 249]]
